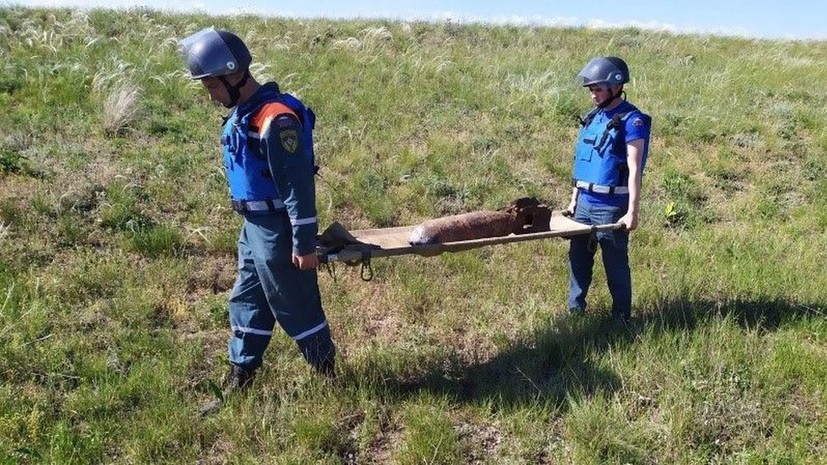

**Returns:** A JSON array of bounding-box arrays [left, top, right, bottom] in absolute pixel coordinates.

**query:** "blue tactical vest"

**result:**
[[573, 103, 649, 191], [221, 84, 316, 210]]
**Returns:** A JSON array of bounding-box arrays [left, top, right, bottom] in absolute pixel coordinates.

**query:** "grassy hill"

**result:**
[[1, 6, 826, 464]]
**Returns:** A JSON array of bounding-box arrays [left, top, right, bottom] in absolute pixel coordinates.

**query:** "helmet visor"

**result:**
[[178, 28, 240, 79]]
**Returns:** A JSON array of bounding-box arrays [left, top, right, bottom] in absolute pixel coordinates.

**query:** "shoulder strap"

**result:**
[[593, 111, 633, 152], [607, 111, 632, 130], [578, 107, 601, 128]]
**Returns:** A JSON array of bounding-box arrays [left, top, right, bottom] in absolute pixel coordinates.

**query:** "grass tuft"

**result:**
[[101, 80, 142, 135]]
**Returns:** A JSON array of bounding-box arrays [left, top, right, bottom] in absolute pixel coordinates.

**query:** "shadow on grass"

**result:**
[[349, 296, 824, 410]]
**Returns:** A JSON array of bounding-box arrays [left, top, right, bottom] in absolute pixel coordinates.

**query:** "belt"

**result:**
[[231, 199, 286, 212], [574, 181, 629, 195]]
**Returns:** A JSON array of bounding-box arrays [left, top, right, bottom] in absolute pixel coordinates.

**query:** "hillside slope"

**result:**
[[1, 7, 826, 464]]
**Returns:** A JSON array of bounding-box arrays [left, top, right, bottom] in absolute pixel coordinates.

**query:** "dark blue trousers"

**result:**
[[227, 212, 335, 371]]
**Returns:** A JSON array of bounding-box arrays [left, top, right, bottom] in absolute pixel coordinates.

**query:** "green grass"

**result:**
[[1, 5, 827, 464]]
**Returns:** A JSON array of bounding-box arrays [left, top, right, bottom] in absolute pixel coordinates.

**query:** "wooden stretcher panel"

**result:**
[[321, 211, 620, 263]]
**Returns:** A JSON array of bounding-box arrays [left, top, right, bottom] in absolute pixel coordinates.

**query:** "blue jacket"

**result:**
[[221, 83, 318, 255]]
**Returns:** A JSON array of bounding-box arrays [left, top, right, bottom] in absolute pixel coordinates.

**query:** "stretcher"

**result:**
[[317, 211, 621, 279]]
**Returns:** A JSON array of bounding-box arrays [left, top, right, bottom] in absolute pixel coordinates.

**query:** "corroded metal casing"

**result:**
[[408, 197, 552, 245], [409, 210, 514, 245]]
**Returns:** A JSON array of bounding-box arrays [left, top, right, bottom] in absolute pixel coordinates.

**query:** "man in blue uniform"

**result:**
[[565, 56, 652, 323], [178, 28, 336, 408]]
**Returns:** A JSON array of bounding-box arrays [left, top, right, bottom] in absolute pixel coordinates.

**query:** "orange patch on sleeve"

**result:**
[[252, 102, 297, 138]]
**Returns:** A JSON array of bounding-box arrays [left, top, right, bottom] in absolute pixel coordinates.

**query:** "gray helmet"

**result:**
[[577, 56, 630, 87], [178, 28, 252, 79]]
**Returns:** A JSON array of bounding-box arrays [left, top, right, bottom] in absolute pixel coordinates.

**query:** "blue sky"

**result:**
[[7, 0, 827, 40]]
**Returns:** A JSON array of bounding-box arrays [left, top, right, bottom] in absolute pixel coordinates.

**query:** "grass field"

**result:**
[[1, 6, 826, 464]]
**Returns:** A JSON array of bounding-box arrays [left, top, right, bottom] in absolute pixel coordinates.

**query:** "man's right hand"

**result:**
[[292, 253, 319, 270]]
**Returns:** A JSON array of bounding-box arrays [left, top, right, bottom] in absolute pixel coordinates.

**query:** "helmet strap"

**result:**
[[219, 70, 250, 107], [598, 87, 626, 109]]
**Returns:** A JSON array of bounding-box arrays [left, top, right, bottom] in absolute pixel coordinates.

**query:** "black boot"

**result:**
[[314, 358, 336, 379], [199, 365, 256, 415], [225, 364, 256, 392]]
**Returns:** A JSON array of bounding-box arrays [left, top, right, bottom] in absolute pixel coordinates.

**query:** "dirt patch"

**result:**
[[455, 418, 503, 463], [365, 419, 403, 465], [186, 255, 236, 302]]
